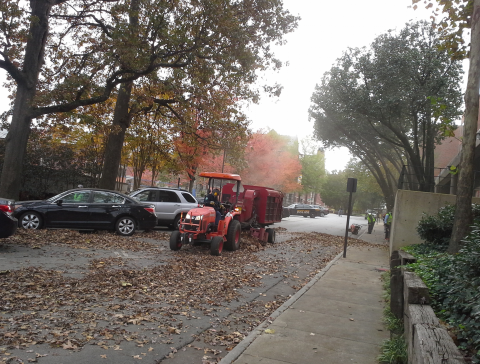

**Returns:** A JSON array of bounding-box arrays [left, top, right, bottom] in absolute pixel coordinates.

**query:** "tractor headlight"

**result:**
[[185, 213, 191, 220], [234, 207, 242, 212]]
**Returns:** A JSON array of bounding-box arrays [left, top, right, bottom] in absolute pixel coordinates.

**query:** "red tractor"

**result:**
[[169, 172, 283, 255]]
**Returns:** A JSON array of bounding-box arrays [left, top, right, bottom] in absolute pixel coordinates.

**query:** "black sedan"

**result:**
[[14, 188, 157, 236]]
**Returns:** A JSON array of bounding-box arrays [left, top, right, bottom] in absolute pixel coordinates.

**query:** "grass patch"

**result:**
[[378, 335, 408, 364], [378, 271, 407, 364]]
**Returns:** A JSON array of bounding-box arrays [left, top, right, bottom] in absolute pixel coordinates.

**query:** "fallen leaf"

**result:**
[[62, 341, 77, 350]]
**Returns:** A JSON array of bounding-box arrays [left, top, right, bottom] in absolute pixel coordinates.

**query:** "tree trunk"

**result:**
[[98, 0, 138, 191], [0, 0, 51, 199], [449, 0, 480, 253], [188, 178, 195, 193], [425, 111, 435, 193], [186, 166, 197, 193], [98, 82, 133, 190], [150, 165, 157, 187]]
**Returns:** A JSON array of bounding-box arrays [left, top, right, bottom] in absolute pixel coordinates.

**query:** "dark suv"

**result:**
[[129, 188, 198, 229]]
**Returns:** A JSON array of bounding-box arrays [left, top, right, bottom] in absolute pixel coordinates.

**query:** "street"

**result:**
[[0, 214, 375, 364], [278, 213, 370, 235]]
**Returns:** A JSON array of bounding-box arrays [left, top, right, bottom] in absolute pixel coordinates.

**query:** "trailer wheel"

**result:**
[[225, 220, 241, 251], [210, 236, 224, 256], [170, 230, 182, 251], [266, 228, 276, 244]]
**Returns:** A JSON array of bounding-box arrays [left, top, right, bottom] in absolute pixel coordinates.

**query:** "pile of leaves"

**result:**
[[405, 223, 480, 363], [2, 229, 166, 252]]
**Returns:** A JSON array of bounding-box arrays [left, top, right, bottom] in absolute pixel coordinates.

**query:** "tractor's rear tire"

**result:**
[[210, 236, 224, 256], [170, 231, 182, 251], [225, 219, 241, 251], [266, 228, 276, 244]]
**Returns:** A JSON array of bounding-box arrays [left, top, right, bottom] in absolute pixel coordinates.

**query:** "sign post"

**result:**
[[343, 178, 357, 258]]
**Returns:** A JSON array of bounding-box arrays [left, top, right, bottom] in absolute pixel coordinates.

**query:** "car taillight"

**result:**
[[144, 207, 155, 214], [0, 204, 13, 214]]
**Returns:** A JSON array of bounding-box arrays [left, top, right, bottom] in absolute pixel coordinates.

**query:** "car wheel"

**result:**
[[225, 219, 241, 251], [210, 236, 224, 256], [169, 230, 182, 251], [320, 212, 325, 217], [20, 212, 42, 230], [266, 228, 276, 243], [310, 213, 315, 218], [115, 217, 136, 236], [173, 215, 181, 230]]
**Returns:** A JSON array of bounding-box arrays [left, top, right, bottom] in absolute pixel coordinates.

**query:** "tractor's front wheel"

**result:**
[[210, 236, 224, 256], [170, 230, 182, 251], [225, 219, 241, 251]]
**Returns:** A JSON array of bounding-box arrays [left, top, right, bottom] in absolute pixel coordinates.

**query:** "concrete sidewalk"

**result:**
[[221, 222, 389, 364]]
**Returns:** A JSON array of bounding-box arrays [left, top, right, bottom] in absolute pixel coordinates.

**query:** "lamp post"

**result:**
[[343, 178, 357, 258]]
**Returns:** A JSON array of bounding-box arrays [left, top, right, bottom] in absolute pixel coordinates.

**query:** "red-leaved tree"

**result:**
[[240, 131, 301, 192]]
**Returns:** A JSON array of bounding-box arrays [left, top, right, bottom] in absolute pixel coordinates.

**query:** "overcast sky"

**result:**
[[245, 0, 444, 172]]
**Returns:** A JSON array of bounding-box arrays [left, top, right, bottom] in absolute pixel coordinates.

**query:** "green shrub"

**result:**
[[416, 204, 480, 251], [405, 224, 480, 362]]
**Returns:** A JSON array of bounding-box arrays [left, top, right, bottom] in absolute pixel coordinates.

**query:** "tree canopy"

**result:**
[[299, 139, 325, 196], [309, 20, 464, 210], [0, 0, 299, 198], [239, 130, 301, 193]]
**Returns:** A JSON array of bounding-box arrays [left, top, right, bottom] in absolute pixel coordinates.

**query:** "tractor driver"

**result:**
[[205, 188, 224, 227]]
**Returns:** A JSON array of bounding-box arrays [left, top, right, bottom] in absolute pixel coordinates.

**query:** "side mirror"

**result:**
[[56, 200, 63, 206]]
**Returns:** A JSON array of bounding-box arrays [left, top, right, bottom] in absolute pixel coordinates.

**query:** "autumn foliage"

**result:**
[[239, 131, 301, 193]]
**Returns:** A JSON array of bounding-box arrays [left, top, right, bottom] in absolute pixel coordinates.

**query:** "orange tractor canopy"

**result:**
[[169, 172, 283, 256]]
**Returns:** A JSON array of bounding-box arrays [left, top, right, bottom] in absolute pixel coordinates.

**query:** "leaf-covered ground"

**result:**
[[0, 228, 378, 364]]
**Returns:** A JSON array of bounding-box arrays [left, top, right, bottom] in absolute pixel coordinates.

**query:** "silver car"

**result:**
[[129, 188, 198, 229]]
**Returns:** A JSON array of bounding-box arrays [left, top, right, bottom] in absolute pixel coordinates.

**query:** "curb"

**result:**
[[218, 249, 345, 364]]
